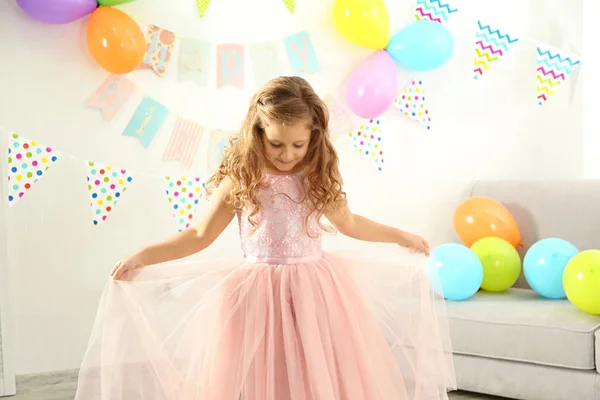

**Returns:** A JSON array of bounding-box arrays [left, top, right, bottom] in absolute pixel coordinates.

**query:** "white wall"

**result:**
[[0, 0, 584, 375]]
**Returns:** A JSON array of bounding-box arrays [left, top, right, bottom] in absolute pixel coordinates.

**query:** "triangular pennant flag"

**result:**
[[347, 119, 383, 171], [535, 45, 581, 106], [473, 21, 519, 80], [394, 80, 431, 130], [196, 0, 212, 17], [165, 176, 204, 232], [415, 0, 457, 23], [86, 162, 133, 226], [282, 0, 295, 13], [7, 133, 59, 206]]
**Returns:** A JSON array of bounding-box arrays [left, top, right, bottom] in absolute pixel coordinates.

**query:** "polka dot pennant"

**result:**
[[86, 162, 133, 226], [347, 119, 384, 171], [165, 176, 204, 232], [7, 133, 60, 206], [394, 80, 431, 131]]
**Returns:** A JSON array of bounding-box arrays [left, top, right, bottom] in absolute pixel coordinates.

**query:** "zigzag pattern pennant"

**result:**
[[415, 0, 458, 23], [535, 45, 581, 106], [473, 21, 519, 80]]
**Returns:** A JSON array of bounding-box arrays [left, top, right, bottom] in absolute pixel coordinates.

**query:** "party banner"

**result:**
[[140, 25, 176, 77], [122, 96, 169, 148], [207, 129, 235, 171], [86, 162, 133, 226], [283, 31, 321, 76], [162, 117, 204, 169], [7, 133, 60, 206], [535, 45, 581, 106], [165, 176, 204, 232], [217, 44, 245, 89], [282, 0, 295, 13], [394, 80, 431, 131], [415, 0, 458, 23], [178, 38, 211, 87], [473, 21, 519, 80], [323, 94, 358, 142], [249, 42, 285, 87], [196, 0, 212, 17], [86, 74, 135, 121], [347, 119, 383, 171]]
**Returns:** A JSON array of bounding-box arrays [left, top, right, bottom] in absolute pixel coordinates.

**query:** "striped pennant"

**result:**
[[535, 45, 581, 106], [162, 117, 203, 169], [415, 0, 457, 23], [473, 21, 519, 80]]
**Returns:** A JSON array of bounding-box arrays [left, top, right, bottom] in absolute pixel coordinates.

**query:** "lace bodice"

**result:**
[[237, 172, 322, 264]]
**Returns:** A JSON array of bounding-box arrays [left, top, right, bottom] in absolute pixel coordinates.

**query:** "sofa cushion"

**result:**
[[446, 288, 600, 370]]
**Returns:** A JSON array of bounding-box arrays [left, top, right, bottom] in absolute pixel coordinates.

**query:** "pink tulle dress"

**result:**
[[75, 171, 456, 400]]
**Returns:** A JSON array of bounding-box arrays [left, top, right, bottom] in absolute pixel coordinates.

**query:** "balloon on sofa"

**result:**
[[471, 237, 521, 292], [332, 0, 390, 50], [563, 250, 600, 315], [524, 238, 579, 299], [429, 243, 483, 301], [345, 50, 398, 118], [453, 196, 522, 248], [86, 7, 146, 74], [17, 0, 97, 24], [386, 20, 454, 71]]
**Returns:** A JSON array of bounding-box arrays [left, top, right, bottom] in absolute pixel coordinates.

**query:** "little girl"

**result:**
[[75, 76, 456, 400]]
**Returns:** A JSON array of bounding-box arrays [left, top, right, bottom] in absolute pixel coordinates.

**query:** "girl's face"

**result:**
[[262, 120, 311, 173]]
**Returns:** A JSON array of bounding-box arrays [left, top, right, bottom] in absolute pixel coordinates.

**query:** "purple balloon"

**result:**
[[345, 50, 398, 119], [17, 0, 97, 24]]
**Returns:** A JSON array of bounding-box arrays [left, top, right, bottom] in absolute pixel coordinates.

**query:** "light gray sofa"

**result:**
[[445, 180, 600, 400]]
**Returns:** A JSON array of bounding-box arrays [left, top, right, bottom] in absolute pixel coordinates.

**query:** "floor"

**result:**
[[6, 370, 507, 400]]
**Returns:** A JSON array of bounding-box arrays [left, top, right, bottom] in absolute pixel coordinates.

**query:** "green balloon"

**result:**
[[471, 237, 521, 292], [563, 250, 600, 315], [97, 0, 137, 6]]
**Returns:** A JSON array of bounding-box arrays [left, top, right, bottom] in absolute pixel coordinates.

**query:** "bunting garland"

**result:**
[[394, 80, 431, 130], [140, 25, 176, 77], [162, 117, 204, 169], [535, 45, 581, 106], [196, 0, 212, 17], [86, 162, 134, 226], [473, 21, 519, 80], [7, 133, 60, 206], [165, 176, 204, 232], [347, 119, 384, 171], [415, 0, 458, 23]]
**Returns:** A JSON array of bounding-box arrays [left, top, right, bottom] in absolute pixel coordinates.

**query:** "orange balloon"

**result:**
[[86, 7, 145, 74], [453, 196, 521, 248]]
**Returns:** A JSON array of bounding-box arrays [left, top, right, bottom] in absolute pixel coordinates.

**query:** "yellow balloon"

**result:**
[[332, 0, 390, 50], [563, 250, 600, 315], [470, 237, 521, 292]]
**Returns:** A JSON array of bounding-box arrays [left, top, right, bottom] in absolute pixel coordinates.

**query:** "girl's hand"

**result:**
[[110, 253, 146, 280], [397, 232, 431, 256]]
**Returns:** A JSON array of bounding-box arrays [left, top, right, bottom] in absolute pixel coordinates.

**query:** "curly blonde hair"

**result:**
[[205, 76, 346, 231]]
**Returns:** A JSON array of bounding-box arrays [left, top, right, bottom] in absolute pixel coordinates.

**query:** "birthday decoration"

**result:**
[[282, 0, 295, 13], [249, 42, 285, 87], [165, 176, 204, 232], [347, 119, 384, 171], [122, 96, 169, 148], [283, 31, 321, 76], [196, 0, 212, 17], [86, 162, 133, 226], [178, 38, 212, 87], [140, 25, 176, 77], [7, 133, 60, 206], [162, 117, 204, 169], [87, 74, 135, 121], [414, 0, 458, 23], [535, 45, 581, 106], [394, 80, 431, 131], [216, 44, 245, 89], [473, 21, 519, 80], [207, 130, 235, 172]]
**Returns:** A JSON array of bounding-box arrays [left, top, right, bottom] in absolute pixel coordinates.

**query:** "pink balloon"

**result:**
[[346, 50, 398, 119]]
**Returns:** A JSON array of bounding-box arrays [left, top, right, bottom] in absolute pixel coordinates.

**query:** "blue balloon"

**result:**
[[386, 20, 455, 71], [429, 243, 483, 301], [524, 238, 579, 299]]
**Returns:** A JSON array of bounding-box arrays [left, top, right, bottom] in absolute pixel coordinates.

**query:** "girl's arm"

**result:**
[[138, 177, 236, 265], [325, 202, 431, 255], [111, 177, 235, 279]]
